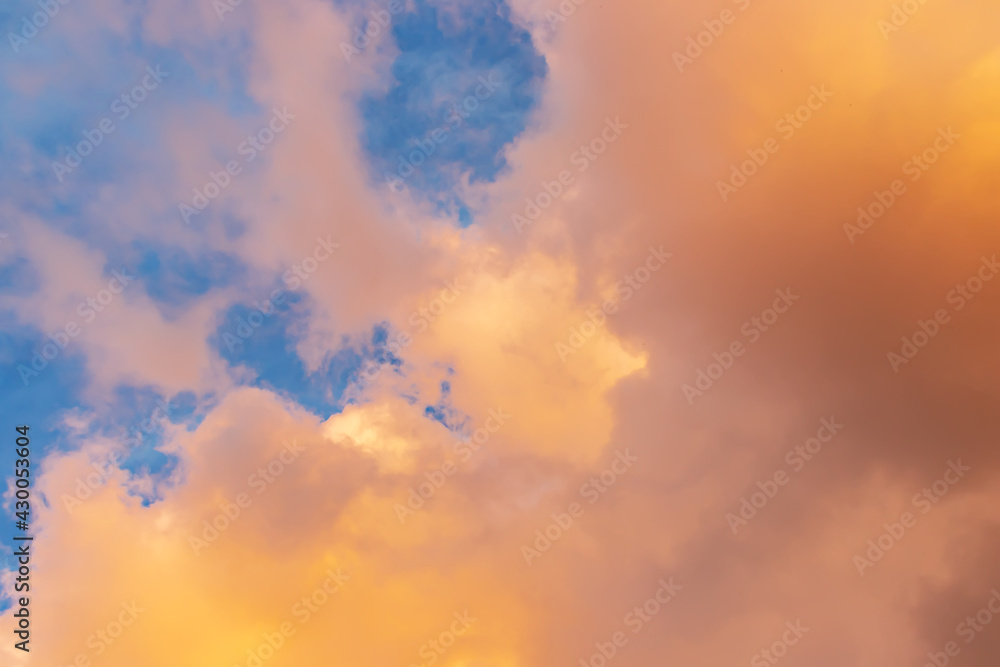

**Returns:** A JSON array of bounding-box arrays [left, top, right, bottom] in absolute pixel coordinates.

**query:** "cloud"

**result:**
[[3, 0, 1000, 665]]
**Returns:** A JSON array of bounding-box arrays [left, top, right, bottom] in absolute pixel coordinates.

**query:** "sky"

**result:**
[[1, 0, 1000, 665]]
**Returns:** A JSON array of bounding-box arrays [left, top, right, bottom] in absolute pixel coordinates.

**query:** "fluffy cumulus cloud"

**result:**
[[1, 0, 1000, 665]]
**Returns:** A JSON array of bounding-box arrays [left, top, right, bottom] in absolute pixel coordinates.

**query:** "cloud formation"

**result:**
[[2, 0, 1000, 665]]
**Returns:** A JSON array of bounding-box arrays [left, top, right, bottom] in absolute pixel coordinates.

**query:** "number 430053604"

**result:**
[[15, 425, 30, 524]]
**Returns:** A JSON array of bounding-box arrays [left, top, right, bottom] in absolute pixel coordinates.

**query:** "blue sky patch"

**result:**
[[359, 0, 546, 217]]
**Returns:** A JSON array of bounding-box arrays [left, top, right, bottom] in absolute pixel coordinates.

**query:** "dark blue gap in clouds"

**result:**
[[214, 293, 381, 418], [59, 386, 205, 510], [97, 385, 199, 486], [358, 0, 547, 225], [0, 329, 203, 497], [423, 377, 468, 432], [214, 292, 470, 429], [133, 243, 248, 317]]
